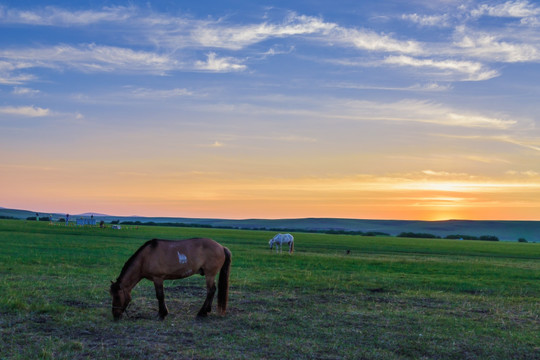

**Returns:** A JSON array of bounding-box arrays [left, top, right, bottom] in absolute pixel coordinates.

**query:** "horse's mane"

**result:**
[[114, 239, 159, 285]]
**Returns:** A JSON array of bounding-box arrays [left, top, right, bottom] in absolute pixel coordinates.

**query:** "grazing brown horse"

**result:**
[[110, 238, 231, 321]]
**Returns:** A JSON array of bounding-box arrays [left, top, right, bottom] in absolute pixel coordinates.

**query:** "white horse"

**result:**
[[269, 233, 294, 254]]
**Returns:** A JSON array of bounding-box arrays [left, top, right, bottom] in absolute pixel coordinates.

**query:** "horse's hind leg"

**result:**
[[197, 275, 216, 317], [154, 279, 169, 320]]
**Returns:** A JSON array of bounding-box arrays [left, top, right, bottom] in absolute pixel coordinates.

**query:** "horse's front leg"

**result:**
[[153, 279, 169, 320], [197, 275, 216, 317]]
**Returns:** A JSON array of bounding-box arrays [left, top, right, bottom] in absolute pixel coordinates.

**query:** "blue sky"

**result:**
[[1, 0, 540, 220]]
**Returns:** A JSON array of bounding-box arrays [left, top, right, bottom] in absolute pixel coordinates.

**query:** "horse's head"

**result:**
[[268, 239, 273, 249], [110, 281, 131, 321]]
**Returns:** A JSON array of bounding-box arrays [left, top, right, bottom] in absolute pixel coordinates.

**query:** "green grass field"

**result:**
[[0, 219, 538, 359]]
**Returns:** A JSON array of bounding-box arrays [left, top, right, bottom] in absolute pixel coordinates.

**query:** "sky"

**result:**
[[1, 0, 540, 220]]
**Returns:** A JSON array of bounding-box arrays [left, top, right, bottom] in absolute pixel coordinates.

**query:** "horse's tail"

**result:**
[[290, 238, 294, 254], [217, 246, 232, 315]]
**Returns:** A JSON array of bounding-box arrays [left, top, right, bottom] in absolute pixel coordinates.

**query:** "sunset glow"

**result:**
[[1, 1, 540, 221]]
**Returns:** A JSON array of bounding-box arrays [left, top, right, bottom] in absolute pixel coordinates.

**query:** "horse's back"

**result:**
[[154, 237, 222, 252], [280, 233, 293, 242], [141, 238, 226, 280]]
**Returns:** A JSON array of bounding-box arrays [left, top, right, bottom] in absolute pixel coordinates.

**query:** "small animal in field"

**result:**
[[269, 233, 294, 254], [110, 238, 231, 321]]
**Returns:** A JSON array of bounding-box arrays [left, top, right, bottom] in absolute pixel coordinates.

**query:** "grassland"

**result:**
[[0, 219, 538, 359]]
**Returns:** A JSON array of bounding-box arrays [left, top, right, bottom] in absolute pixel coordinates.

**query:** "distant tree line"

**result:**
[[26, 216, 52, 222], [117, 220, 390, 236], [445, 234, 499, 241], [398, 232, 440, 239], [398, 232, 499, 241], [244, 227, 390, 237], [120, 221, 213, 228]]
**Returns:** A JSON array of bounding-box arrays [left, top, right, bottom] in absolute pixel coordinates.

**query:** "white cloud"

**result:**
[[0, 59, 38, 84], [1, 3, 539, 86], [0, 105, 50, 117], [422, 170, 471, 177], [440, 134, 540, 152], [191, 14, 336, 50], [506, 170, 539, 177], [384, 55, 499, 81], [453, 27, 540, 62], [12, 87, 40, 95], [1, 5, 419, 57], [0, 44, 179, 75], [324, 82, 452, 92], [334, 99, 516, 129], [402, 13, 451, 27], [332, 27, 423, 54], [129, 87, 193, 98], [497, 136, 540, 152], [0, 73, 35, 85], [0, 5, 135, 26], [194, 52, 246, 72], [470, 1, 540, 19]]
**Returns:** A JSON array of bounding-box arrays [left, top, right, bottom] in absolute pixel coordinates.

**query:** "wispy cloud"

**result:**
[[470, 1, 540, 19], [453, 27, 540, 62], [421, 170, 472, 177], [0, 73, 36, 85], [331, 27, 423, 54], [191, 13, 336, 50], [325, 82, 452, 92], [0, 105, 50, 117], [497, 135, 540, 152], [506, 170, 539, 177], [401, 13, 451, 27], [331, 99, 516, 129], [12, 87, 40, 96], [384, 55, 499, 81], [0, 5, 135, 26], [0, 59, 38, 84], [0, 44, 179, 74], [439, 134, 540, 152], [2, 3, 538, 86], [194, 52, 246, 72], [128, 87, 193, 98]]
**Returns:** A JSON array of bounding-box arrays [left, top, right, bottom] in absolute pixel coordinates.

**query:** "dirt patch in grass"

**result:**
[[62, 299, 101, 309], [166, 284, 206, 296]]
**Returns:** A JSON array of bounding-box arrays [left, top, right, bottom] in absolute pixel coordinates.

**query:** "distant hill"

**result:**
[[78, 212, 110, 217], [1, 207, 538, 242]]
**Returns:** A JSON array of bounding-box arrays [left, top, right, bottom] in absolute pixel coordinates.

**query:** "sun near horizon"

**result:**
[[2, 169, 539, 221]]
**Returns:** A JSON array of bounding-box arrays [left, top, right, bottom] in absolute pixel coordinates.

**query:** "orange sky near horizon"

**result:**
[[2, 161, 539, 220]]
